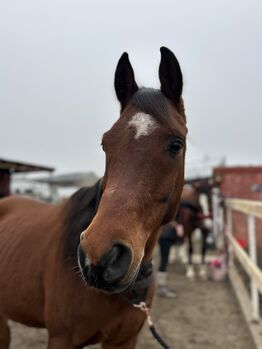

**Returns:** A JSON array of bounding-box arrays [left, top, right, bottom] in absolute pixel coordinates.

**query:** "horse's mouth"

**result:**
[[77, 243, 141, 294], [78, 265, 135, 294]]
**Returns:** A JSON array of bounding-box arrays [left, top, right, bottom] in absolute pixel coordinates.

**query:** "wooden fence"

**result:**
[[225, 199, 262, 321]]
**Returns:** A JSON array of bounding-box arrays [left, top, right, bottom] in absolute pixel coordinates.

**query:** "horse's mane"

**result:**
[[63, 179, 103, 266]]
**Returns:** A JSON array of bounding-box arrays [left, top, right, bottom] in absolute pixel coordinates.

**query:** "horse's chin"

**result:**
[[82, 276, 133, 294], [98, 264, 142, 294], [79, 267, 136, 294], [97, 281, 133, 294], [78, 259, 142, 295]]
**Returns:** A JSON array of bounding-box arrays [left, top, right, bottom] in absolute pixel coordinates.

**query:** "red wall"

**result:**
[[214, 166, 262, 247]]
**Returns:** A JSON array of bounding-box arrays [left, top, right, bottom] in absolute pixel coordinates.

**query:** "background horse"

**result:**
[[177, 178, 213, 280], [0, 47, 187, 349]]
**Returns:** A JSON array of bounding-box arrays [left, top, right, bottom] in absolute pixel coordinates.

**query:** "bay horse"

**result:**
[[0, 47, 187, 349], [177, 178, 213, 280]]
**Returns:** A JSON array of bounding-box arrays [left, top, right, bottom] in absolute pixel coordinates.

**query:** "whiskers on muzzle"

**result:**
[[77, 242, 134, 293]]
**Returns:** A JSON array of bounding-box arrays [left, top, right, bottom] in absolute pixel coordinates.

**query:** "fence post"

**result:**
[[212, 188, 220, 237], [247, 214, 260, 321], [226, 206, 233, 268], [218, 205, 225, 248]]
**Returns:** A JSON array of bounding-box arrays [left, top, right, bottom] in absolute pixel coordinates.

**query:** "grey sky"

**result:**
[[1, 0, 261, 177]]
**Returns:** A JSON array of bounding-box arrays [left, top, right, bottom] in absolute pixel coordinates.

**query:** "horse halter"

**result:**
[[123, 260, 154, 305]]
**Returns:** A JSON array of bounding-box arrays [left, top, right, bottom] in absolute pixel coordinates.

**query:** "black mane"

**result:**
[[63, 179, 103, 266]]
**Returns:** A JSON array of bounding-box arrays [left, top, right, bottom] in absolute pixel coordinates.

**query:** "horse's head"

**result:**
[[78, 47, 187, 293]]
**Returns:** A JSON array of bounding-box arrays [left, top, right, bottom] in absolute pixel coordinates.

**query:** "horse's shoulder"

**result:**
[[0, 195, 54, 217], [181, 188, 195, 200], [3, 195, 50, 206]]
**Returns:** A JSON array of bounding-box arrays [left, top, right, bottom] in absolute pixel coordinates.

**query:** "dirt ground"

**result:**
[[9, 261, 255, 349]]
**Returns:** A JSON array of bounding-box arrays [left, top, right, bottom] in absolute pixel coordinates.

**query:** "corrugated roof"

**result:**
[[33, 172, 98, 187], [0, 158, 54, 173]]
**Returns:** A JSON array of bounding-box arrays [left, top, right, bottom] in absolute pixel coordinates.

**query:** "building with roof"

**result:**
[[0, 158, 54, 198]]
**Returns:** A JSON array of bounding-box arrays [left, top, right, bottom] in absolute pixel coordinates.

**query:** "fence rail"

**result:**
[[226, 199, 262, 219], [225, 198, 262, 321], [227, 232, 262, 294], [213, 193, 262, 321]]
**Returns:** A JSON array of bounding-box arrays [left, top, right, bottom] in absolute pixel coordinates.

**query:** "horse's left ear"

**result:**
[[114, 52, 138, 111], [159, 47, 183, 105]]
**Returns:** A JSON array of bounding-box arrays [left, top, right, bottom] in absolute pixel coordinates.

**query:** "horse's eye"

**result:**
[[167, 138, 184, 155], [101, 142, 105, 151]]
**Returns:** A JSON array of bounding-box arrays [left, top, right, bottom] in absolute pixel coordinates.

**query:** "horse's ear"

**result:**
[[159, 47, 183, 105], [114, 52, 138, 111]]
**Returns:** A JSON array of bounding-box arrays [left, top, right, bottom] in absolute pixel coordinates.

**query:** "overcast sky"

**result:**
[[0, 0, 261, 177]]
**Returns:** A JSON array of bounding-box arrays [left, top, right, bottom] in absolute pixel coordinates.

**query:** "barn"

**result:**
[[0, 158, 54, 199]]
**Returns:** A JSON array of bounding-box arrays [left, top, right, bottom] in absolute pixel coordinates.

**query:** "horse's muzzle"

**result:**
[[77, 242, 133, 293]]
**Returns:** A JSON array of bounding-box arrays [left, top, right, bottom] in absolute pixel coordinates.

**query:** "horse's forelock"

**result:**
[[131, 88, 168, 123], [131, 88, 187, 136]]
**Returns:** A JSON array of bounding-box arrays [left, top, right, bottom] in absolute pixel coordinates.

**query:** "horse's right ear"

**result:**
[[114, 52, 138, 111], [159, 47, 183, 106]]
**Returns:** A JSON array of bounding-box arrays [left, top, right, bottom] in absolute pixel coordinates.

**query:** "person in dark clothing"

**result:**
[[157, 221, 184, 298]]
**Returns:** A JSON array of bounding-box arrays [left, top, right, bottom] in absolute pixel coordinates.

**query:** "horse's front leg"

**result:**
[[0, 314, 10, 349], [199, 227, 209, 280], [186, 233, 195, 280], [102, 335, 137, 349], [201, 227, 209, 264], [47, 335, 79, 349]]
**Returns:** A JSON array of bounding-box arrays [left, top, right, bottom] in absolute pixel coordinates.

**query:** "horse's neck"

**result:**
[[181, 187, 199, 206]]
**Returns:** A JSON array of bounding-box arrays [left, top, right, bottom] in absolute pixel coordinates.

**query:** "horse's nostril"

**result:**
[[101, 243, 132, 284]]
